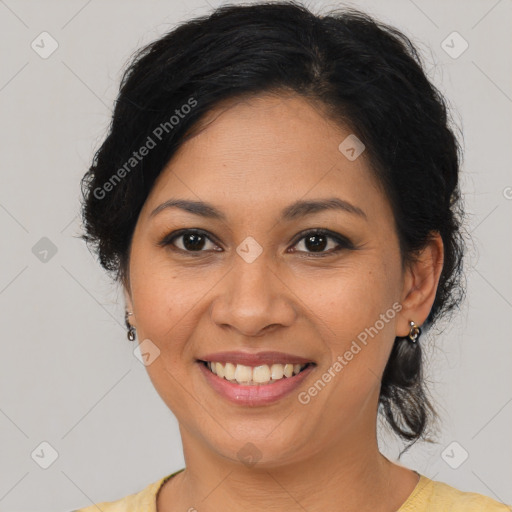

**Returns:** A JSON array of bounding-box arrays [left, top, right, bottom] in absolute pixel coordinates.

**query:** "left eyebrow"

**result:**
[[149, 197, 367, 222], [280, 197, 367, 221]]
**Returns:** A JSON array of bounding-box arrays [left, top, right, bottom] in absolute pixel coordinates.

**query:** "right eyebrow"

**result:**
[[150, 199, 227, 220]]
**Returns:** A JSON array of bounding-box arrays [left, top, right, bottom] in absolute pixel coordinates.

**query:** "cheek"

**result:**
[[302, 262, 400, 377], [129, 243, 199, 335], [306, 264, 393, 327], [131, 273, 174, 338], [129, 260, 202, 411]]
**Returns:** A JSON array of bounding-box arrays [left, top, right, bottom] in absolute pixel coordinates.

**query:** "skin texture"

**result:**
[[123, 92, 444, 512]]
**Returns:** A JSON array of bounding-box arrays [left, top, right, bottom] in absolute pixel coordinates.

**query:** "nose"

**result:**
[[209, 254, 297, 337]]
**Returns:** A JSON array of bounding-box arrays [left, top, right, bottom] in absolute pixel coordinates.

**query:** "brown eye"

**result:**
[[158, 229, 221, 254], [290, 229, 353, 257], [178, 232, 208, 251], [298, 233, 330, 252]]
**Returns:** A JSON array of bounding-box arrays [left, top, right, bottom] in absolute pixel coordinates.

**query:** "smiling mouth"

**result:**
[[197, 360, 315, 386]]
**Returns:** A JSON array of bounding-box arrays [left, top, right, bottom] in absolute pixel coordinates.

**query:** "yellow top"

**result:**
[[73, 469, 511, 511]]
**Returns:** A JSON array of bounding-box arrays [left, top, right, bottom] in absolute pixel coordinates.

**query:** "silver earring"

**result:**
[[408, 321, 421, 343], [125, 311, 136, 341]]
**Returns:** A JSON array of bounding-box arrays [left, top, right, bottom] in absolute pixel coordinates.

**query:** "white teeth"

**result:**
[[204, 361, 309, 385], [234, 364, 252, 384], [283, 364, 294, 378], [253, 365, 271, 383], [270, 364, 284, 380], [224, 362, 236, 380], [215, 362, 225, 378]]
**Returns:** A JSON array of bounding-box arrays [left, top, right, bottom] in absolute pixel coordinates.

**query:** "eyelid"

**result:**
[[157, 228, 221, 251], [288, 229, 354, 256], [289, 228, 352, 247]]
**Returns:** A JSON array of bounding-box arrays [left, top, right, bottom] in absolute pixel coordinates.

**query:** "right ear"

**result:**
[[123, 286, 132, 308], [123, 284, 135, 326]]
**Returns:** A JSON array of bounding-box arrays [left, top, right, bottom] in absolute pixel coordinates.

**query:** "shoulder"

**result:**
[[400, 474, 512, 511], [430, 479, 512, 511], [71, 473, 172, 512]]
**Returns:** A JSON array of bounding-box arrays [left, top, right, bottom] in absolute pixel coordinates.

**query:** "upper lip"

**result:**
[[197, 351, 315, 366]]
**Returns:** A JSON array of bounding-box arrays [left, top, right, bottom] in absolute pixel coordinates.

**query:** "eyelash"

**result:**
[[157, 228, 354, 258]]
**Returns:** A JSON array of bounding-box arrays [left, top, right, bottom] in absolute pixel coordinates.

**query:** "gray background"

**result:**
[[0, 0, 511, 510]]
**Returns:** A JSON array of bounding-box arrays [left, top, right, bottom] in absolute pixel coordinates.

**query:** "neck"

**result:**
[[158, 427, 418, 512]]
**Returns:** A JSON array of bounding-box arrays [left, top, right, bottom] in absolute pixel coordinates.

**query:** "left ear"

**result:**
[[396, 231, 444, 337]]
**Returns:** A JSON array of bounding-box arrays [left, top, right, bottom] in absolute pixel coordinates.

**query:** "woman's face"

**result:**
[[124, 93, 426, 467]]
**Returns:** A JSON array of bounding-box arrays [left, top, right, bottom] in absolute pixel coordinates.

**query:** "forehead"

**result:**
[[141, 93, 388, 223]]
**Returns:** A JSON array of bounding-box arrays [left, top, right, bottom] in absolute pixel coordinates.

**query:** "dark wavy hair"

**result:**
[[79, 1, 467, 455]]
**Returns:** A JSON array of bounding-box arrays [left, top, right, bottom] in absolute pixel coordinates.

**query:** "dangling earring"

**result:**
[[408, 320, 421, 343], [125, 311, 136, 341]]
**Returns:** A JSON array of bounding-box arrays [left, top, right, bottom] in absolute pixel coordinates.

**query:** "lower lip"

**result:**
[[197, 361, 315, 406]]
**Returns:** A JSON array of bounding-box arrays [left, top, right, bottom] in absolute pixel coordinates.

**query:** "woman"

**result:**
[[75, 2, 510, 511]]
